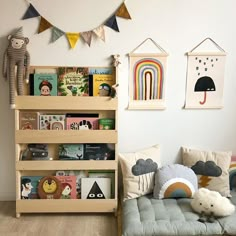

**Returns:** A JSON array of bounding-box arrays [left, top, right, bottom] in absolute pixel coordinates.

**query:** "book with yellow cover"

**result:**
[[89, 74, 116, 96]]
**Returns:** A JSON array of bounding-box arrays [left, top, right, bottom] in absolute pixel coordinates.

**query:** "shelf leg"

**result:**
[[16, 212, 21, 218]]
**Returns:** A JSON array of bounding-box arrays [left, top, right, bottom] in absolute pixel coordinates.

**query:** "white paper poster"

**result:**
[[185, 38, 227, 109]]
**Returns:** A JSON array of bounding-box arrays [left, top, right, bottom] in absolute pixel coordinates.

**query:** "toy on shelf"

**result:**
[[112, 54, 121, 67], [2, 27, 30, 109]]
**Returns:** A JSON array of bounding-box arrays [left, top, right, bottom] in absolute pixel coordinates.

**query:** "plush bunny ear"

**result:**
[[7, 35, 12, 40]]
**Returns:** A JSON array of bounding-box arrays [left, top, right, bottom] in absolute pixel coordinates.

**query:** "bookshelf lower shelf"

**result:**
[[16, 199, 117, 213]]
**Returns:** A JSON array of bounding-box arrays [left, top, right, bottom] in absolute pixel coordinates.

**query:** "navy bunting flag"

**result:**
[[105, 15, 119, 32], [22, 3, 40, 20]]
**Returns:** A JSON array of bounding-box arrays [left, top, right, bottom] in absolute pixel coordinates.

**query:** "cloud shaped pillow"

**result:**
[[191, 188, 235, 217]]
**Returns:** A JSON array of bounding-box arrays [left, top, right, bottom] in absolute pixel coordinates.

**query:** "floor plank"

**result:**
[[0, 201, 117, 236]]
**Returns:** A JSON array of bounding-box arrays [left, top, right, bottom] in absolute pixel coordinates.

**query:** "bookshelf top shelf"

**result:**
[[15, 96, 118, 110]]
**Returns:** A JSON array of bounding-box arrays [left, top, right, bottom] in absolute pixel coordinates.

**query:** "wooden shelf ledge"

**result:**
[[15, 130, 118, 143], [16, 199, 117, 213], [16, 160, 118, 170], [15, 96, 118, 110]]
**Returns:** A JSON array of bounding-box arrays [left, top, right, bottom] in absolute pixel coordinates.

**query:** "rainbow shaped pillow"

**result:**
[[229, 156, 236, 190], [153, 164, 198, 199]]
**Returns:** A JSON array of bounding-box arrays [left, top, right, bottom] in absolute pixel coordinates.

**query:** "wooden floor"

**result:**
[[0, 201, 118, 236]]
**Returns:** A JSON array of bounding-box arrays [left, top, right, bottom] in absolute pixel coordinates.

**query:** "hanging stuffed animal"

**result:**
[[2, 27, 30, 109]]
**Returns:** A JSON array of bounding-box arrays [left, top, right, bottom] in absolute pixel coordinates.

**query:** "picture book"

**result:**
[[66, 117, 99, 130], [30, 73, 58, 96], [88, 67, 113, 75], [81, 177, 111, 199], [19, 112, 39, 130], [39, 114, 66, 130], [58, 144, 84, 160], [21, 176, 42, 199], [56, 170, 88, 199], [89, 74, 116, 96], [58, 67, 89, 96], [84, 144, 115, 160], [55, 175, 77, 199], [34, 68, 57, 74], [88, 171, 115, 198]]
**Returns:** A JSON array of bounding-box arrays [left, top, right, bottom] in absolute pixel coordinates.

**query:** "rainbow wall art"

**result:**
[[133, 58, 164, 100], [128, 54, 168, 110]]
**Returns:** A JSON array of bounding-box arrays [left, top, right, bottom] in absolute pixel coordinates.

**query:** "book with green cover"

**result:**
[[58, 67, 89, 96]]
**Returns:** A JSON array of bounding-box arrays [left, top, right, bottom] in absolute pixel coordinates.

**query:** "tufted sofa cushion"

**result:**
[[122, 191, 236, 236]]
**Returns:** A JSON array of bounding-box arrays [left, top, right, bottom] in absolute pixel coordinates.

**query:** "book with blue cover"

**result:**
[[30, 73, 58, 96], [21, 176, 42, 199]]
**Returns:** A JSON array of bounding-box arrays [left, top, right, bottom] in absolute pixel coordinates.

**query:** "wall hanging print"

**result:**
[[185, 38, 227, 109], [21, 1, 131, 49], [128, 38, 168, 110]]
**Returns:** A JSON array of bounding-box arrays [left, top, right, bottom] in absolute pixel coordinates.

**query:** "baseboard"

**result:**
[[0, 192, 15, 201]]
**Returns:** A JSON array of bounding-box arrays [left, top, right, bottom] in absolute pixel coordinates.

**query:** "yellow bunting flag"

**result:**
[[116, 2, 131, 19], [66, 33, 80, 49], [38, 16, 52, 34], [93, 26, 105, 42]]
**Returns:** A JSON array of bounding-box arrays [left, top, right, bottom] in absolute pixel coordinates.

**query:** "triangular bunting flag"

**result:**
[[38, 17, 52, 34], [105, 15, 119, 32], [80, 31, 93, 47], [22, 3, 40, 20], [51, 27, 65, 43], [66, 33, 80, 49], [93, 26, 105, 42], [116, 3, 131, 19]]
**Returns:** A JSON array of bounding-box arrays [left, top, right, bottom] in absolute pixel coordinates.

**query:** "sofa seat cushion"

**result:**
[[122, 191, 236, 236]]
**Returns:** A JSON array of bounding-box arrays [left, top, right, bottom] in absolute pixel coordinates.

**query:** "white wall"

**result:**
[[1, 0, 236, 200]]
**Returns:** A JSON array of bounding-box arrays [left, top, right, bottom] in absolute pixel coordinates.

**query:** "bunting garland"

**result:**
[[22, 1, 132, 49]]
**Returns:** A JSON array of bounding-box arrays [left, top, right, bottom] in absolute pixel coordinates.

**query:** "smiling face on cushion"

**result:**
[[191, 188, 235, 217]]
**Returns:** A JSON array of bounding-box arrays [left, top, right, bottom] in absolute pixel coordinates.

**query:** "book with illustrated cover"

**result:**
[[39, 114, 66, 130], [88, 67, 113, 75], [66, 117, 99, 130], [89, 74, 116, 96], [56, 170, 88, 199], [84, 144, 115, 160], [19, 112, 39, 130], [30, 73, 58, 96], [55, 175, 77, 199], [58, 67, 89, 96], [88, 171, 115, 198], [21, 176, 42, 199], [81, 177, 111, 199], [58, 144, 84, 160]]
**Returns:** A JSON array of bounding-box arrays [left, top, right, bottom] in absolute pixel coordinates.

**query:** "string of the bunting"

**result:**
[[22, 1, 131, 49]]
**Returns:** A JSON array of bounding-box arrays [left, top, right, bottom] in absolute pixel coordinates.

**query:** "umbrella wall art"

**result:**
[[185, 38, 227, 109], [128, 38, 168, 110]]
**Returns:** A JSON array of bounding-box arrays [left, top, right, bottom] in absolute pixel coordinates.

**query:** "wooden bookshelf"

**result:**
[[15, 64, 118, 217]]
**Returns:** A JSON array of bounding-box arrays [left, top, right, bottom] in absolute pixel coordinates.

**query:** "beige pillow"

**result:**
[[119, 144, 161, 201], [182, 147, 232, 197]]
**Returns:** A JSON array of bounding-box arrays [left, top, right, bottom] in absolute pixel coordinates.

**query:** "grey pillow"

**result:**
[[153, 164, 198, 199]]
